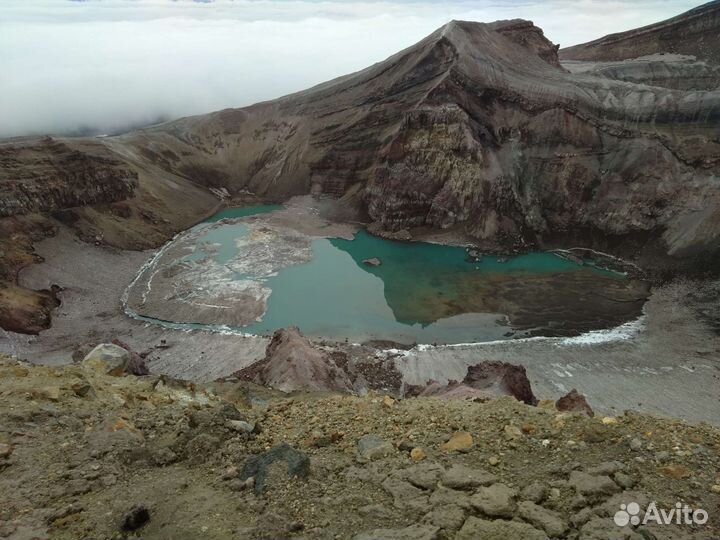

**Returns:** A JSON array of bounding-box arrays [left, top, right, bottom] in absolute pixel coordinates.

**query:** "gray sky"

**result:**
[[0, 0, 702, 137]]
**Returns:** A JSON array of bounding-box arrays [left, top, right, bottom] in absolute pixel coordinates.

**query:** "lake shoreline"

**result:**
[[1, 207, 718, 425]]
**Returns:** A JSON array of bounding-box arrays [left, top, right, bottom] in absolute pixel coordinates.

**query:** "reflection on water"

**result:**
[[131, 206, 649, 345], [242, 230, 647, 344]]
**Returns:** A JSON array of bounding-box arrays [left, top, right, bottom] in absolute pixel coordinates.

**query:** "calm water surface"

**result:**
[[145, 206, 643, 344]]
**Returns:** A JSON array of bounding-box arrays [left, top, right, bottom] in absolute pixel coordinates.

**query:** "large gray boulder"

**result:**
[[82, 344, 130, 376]]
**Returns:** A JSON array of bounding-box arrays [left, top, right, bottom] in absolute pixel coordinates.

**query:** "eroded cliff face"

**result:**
[[0, 138, 137, 217]]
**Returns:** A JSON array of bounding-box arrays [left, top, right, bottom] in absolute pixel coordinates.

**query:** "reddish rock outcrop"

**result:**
[[405, 361, 538, 405], [235, 327, 352, 393], [556, 389, 595, 417]]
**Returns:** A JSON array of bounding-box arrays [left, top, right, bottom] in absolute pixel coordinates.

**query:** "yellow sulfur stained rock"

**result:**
[[410, 447, 427, 462], [441, 431, 473, 453], [658, 464, 692, 479]]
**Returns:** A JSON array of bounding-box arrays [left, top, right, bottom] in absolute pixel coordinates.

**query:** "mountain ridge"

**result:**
[[560, 0, 720, 64]]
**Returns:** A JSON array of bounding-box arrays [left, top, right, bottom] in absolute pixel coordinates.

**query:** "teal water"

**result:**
[[136, 205, 638, 344], [244, 230, 620, 343]]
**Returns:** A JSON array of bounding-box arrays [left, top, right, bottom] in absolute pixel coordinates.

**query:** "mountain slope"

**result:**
[[2, 15, 720, 293], [109, 18, 720, 273], [560, 0, 720, 65]]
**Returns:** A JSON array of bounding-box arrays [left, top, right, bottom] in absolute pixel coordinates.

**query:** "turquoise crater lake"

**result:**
[[126, 206, 649, 345]]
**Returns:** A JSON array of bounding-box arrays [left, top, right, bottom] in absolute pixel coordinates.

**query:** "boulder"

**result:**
[[235, 327, 352, 393], [362, 257, 382, 267], [82, 344, 130, 376], [240, 444, 310, 495], [406, 361, 537, 405], [357, 435, 394, 462], [556, 389, 594, 417]]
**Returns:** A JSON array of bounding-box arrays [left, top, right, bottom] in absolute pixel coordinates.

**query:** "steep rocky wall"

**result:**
[[0, 138, 138, 218]]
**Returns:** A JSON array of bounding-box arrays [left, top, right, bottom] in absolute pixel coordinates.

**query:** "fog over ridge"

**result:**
[[0, 0, 702, 138]]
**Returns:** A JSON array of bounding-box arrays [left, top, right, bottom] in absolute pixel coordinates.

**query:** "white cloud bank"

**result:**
[[0, 0, 701, 137]]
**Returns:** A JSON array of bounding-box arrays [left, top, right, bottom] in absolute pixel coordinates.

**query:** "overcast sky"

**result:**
[[0, 0, 702, 137]]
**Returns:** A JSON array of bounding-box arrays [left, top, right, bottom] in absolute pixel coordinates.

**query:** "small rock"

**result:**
[[423, 504, 466, 532], [520, 482, 548, 504], [35, 387, 60, 401], [629, 438, 643, 451], [0, 444, 13, 459], [71, 382, 93, 398], [469, 483, 517, 518], [410, 447, 427, 462], [381, 477, 430, 512], [440, 432, 473, 453], [222, 466, 239, 480], [654, 450, 670, 463], [226, 420, 256, 433], [613, 472, 635, 488], [100, 474, 117, 487], [517, 501, 568, 537], [441, 464, 497, 490], [228, 477, 255, 492], [357, 435, 395, 462], [710, 485, 720, 494], [487, 456, 500, 466], [456, 517, 548, 540], [402, 462, 444, 490], [568, 471, 620, 500], [362, 258, 382, 267], [570, 507, 594, 528], [601, 416, 618, 425], [382, 395, 396, 408], [503, 425, 522, 439], [429, 486, 472, 510], [657, 464, 692, 479], [121, 505, 150, 532]]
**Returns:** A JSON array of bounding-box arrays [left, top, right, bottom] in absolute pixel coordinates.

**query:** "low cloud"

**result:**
[[0, 0, 699, 137]]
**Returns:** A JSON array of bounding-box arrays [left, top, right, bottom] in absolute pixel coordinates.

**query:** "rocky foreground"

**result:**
[[2, 350, 719, 540]]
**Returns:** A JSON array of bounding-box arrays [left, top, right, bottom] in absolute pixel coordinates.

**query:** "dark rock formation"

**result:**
[[110, 339, 150, 376], [405, 361, 537, 405], [240, 443, 310, 495], [120, 505, 150, 532], [0, 282, 60, 335], [235, 327, 353, 393], [555, 388, 594, 417], [560, 1, 720, 66]]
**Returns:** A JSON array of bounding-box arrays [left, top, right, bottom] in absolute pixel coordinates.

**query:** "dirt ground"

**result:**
[[1, 355, 719, 540]]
